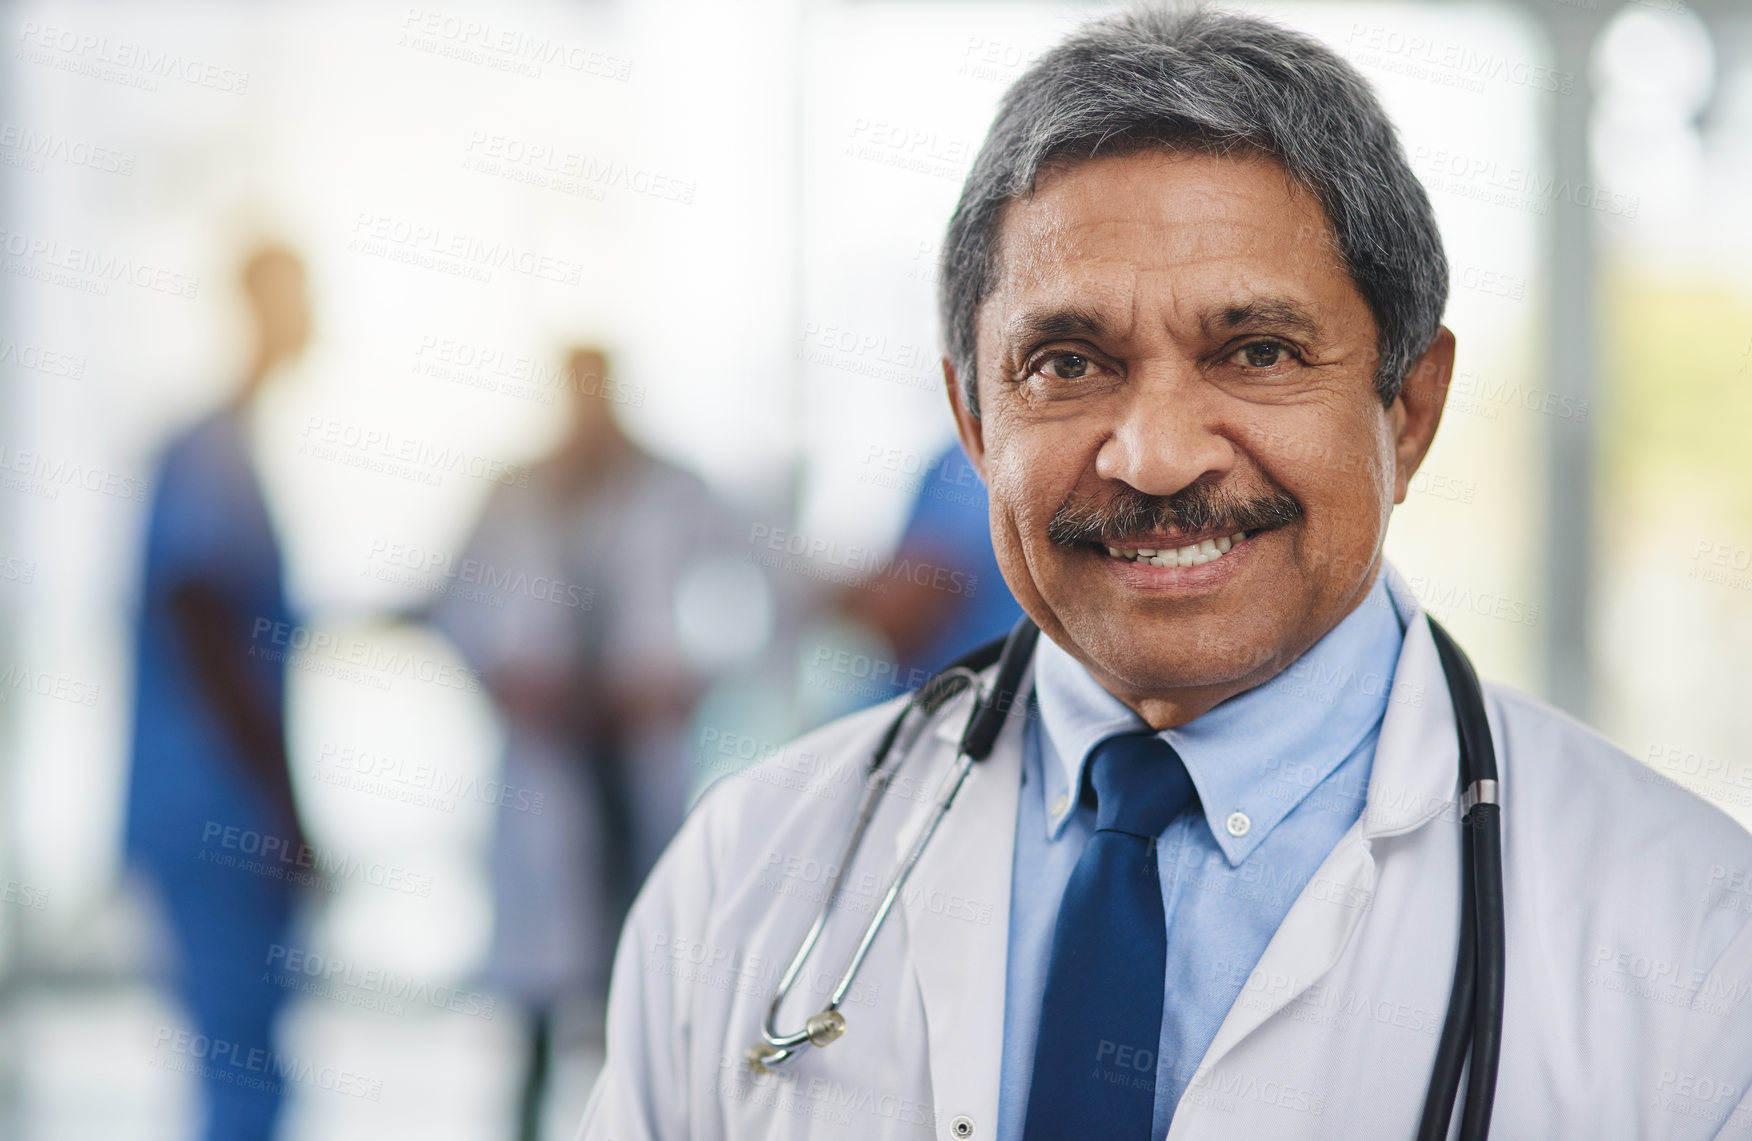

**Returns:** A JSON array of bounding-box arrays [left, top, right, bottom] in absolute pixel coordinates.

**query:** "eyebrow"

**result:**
[[1000, 296, 1323, 355], [1208, 298, 1321, 339], [999, 305, 1111, 351]]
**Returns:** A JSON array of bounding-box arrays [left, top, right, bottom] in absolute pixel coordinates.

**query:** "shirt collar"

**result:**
[[1033, 562, 1409, 864]]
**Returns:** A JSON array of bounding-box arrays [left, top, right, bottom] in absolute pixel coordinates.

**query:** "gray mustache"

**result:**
[[1046, 481, 1304, 547]]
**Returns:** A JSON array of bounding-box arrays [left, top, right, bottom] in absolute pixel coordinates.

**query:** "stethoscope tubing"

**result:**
[[1420, 617, 1506, 1141], [752, 664, 987, 1068], [750, 612, 1504, 1141]]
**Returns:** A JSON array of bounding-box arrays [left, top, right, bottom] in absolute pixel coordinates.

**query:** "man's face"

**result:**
[[949, 148, 1451, 724]]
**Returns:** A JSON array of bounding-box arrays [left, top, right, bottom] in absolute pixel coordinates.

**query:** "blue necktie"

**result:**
[[1021, 732, 1197, 1141]]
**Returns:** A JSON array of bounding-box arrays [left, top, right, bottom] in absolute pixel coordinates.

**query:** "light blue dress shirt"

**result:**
[[996, 569, 1408, 1141]]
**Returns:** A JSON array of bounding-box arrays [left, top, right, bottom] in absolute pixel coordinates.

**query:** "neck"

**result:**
[[241, 342, 282, 397], [1131, 687, 1274, 732], [553, 431, 631, 487]]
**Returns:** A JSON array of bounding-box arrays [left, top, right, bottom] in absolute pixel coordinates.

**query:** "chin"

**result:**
[[1069, 608, 1282, 694]]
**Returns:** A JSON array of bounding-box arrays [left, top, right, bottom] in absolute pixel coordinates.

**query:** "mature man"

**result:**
[[580, 8, 1752, 1140]]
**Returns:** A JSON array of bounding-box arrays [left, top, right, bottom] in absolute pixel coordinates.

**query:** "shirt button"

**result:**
[[1226, 811, 1251, 838], [1050, 793, 1069, 818], [950, 1116, 976, 1138]]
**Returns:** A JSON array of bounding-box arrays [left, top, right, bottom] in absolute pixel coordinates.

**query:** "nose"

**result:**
[[1094, 363, 1236, 497]]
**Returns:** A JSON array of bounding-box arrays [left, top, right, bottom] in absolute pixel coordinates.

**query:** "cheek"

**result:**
[[972, 430, 1027, 540], [978, 420, 1085, 574], [980, 421, 1055, 524], [1258, 408, 1395, 536], [985, 462, 1053, 584], [975, 439, 1059, 619], [1353, 414, 1400, 512], [1338, 451, 1398, 576]]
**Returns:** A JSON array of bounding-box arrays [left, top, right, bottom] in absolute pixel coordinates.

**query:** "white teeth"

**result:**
[[1106, 530, 1252, 566]]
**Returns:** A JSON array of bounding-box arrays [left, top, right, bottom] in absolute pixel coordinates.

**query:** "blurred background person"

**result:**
[[121, 244, 312, 1141], [431, 346, 747, 1141], [841, 440, 1023, 706]]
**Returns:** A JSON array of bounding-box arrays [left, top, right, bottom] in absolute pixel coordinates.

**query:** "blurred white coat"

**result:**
[[438, 449, 744, 1003]]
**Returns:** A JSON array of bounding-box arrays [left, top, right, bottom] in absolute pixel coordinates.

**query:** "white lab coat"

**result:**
[[578, 568, 1752, 1140]]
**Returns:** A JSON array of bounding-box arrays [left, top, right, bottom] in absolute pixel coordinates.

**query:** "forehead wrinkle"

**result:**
[[1001, 212, 1311, 333], [997, 268, 1144, 355], [985, 154, 1351, 362], [989, 224, 1143, 351], [993, 195, 1077, 292]]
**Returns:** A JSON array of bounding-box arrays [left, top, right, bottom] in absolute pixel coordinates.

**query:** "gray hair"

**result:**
[[939, 4, 1448, 416]]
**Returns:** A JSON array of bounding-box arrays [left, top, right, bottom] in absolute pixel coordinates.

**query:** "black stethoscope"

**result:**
[[751, 612, 1503, 1140]]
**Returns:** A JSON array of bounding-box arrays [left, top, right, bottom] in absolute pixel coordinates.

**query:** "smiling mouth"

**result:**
[[1094, 523, 1282, 568]]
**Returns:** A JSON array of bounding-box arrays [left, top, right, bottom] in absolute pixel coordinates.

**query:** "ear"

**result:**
[[944, 355, 988, 479], [1389, 325, 1456, 504]]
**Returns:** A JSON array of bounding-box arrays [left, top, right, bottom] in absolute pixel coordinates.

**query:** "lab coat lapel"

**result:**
[[892, 663, 1029, 1138], [1191, 591, 1459, 1068]]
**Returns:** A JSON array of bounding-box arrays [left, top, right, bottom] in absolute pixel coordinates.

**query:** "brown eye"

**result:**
[[1238, 341, 1287, 368], [1041, 353, 1091, 380]]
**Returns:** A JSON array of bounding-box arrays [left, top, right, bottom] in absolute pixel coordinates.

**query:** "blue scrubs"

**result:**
[[125, 408, 298, 1141], [883, 442, 1024, 695]]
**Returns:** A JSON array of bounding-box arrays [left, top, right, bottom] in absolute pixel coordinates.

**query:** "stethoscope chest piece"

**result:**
[[745, 619, 1038, 1074], [741, 613, 1502, 1141]]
